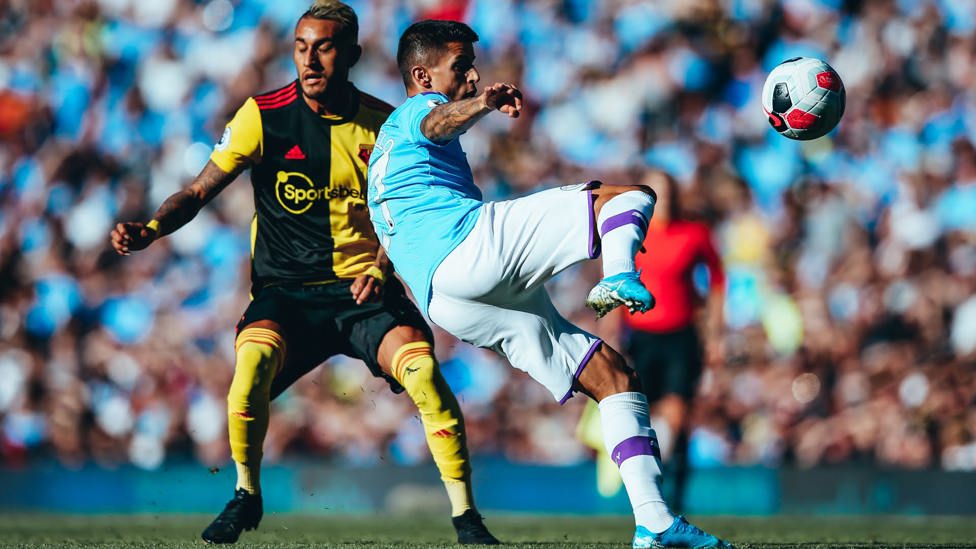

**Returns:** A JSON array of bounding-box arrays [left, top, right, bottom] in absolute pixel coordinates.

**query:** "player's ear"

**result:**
[[411, 66, 431, 89], [346, 44, 362, 68]]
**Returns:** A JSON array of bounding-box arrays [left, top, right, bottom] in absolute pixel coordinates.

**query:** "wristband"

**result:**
[[364, 265, 386, 284], [145, 219, 160, 234]]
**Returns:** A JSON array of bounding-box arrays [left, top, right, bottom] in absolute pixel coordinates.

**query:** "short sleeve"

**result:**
[[401, 92, 450, 146], [210, 97, 263, 173]]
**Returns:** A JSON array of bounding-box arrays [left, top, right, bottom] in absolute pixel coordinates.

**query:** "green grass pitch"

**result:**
[[1, 514, 974, 548]]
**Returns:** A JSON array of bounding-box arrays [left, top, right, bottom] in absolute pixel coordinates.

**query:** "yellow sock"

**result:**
[[235, 460, 260, 495], [392, 341, 473, 517], [227, 328, 285, 495]]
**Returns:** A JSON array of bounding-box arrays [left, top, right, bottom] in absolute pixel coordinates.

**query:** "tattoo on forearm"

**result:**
[[420, 97, 491, 143], [153, 161, 239, 236]]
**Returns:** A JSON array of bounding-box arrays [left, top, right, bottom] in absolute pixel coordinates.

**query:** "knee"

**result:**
[[627, 184, 657, 202], [579, 344, 642, 401], [391, 341, 442, 409], [605, 352, 641, 394], [404, 359, 437, 406], [229, 331, 285, 407], [593, 184, 657, 218], [602, 184, 656, 201]]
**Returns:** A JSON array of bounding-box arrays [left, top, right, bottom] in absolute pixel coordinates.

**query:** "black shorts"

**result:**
[[236, 277, 431, 399], [627, 326, 703, 402]]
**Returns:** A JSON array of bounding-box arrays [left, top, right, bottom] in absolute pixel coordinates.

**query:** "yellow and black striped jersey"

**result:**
[[210, 80, 392, 288]]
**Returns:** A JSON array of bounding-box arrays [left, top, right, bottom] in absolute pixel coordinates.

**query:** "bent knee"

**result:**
[[403, 357, 437, 391], [627, 184, 657, 201], [230, 331, 285, 406], [604, 353, 640, 394], [577, 344, 642, 401], [592, 184, 657, 212], [596, 183, 655, 198], [391, 341, 443, 406]]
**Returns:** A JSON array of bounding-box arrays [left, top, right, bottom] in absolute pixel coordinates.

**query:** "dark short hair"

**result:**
[[397, 20, 479, 86], [299, 0, 358, 46]]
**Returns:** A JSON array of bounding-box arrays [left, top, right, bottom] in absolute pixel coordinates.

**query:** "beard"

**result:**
[[301, 80, 329, 101]]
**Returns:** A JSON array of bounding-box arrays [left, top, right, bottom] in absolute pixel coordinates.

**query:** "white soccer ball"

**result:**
[[761, 57, 845, 141]]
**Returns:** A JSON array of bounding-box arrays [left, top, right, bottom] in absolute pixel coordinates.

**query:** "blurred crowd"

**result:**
[[1, 0, 975, 474]]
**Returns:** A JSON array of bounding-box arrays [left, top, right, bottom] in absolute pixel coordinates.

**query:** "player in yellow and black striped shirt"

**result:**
[[109, 1, 497, 545]]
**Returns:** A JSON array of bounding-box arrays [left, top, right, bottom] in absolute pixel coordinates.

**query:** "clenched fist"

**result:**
[[481, 83, 522, 119]]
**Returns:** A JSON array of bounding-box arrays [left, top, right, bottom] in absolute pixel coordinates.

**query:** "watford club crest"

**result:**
[[358, 144, 373, 164]]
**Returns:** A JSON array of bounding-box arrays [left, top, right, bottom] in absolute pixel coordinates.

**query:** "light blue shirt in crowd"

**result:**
[[367, 92, 483, 316]]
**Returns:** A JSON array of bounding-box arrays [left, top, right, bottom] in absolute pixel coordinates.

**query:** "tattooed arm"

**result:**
[[110, 161, 242, 255], [420, 83, 523, 143]]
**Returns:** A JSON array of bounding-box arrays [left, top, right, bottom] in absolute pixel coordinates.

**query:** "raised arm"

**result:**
[[110, 161, 242, 255], [420, 83, 522, 143]]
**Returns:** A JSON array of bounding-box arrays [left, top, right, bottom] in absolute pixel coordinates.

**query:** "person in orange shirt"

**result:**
[[623, 170, 725, 512]]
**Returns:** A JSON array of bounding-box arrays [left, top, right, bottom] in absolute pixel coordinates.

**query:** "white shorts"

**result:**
[[428, 184, 602, 403]]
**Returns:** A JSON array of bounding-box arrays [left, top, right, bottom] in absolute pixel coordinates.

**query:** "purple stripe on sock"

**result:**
[[559, 339, 602, 404], [600, 209, 648, 237], [587, 187, 600, 259], [611, 436, 661, 466]]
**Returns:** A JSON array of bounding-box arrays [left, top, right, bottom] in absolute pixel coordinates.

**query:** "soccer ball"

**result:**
[[762, 57, 845, 140]]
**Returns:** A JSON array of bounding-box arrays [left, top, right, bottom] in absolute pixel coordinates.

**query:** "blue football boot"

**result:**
[[632, 516, 734, 549], [585, 271, 655, 318]]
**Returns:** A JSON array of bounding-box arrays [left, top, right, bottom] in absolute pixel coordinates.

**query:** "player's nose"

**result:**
[[468, 66, 480, 83], [302, 50, 320, 69]]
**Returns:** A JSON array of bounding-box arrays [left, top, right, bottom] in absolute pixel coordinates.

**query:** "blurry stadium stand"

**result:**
[[2, 461, 975, 515]]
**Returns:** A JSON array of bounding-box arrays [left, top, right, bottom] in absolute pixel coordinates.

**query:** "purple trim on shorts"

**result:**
[[599, 209, 648, 237], [587, 188, 600, 259], [559, 339, 603, 404], [610, 436, 661, 467]]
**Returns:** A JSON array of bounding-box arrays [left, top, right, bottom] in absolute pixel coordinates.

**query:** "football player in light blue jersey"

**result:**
[[367, 20, 733, 549], [367, 84, 484, 314]]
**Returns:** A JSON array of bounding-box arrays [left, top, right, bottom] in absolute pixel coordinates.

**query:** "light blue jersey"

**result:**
[[367, 92, 483, 316]]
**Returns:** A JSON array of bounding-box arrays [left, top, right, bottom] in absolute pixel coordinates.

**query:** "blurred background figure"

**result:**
[[625, 170, 725, 512]]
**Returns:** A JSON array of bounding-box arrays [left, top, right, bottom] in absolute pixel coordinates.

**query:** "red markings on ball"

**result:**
[[816, 71, 841, 92], [787, 109, 818, 129]]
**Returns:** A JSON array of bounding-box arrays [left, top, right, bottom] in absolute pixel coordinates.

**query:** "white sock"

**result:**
[[598, 392, 675, 533], [596, 191, 655, 277]]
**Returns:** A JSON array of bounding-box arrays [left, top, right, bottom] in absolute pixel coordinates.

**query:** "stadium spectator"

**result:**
[[633, 169, 726, 512]]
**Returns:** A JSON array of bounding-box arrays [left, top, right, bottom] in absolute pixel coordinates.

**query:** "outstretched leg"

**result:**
[[377, 326, 499, 545], [576, 345, 733, 549], [576, 345, 674, 533], [202, 321, 284, 544]]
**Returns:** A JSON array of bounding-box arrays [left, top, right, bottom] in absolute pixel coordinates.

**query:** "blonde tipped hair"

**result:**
[[300, 0, 359, 45]]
